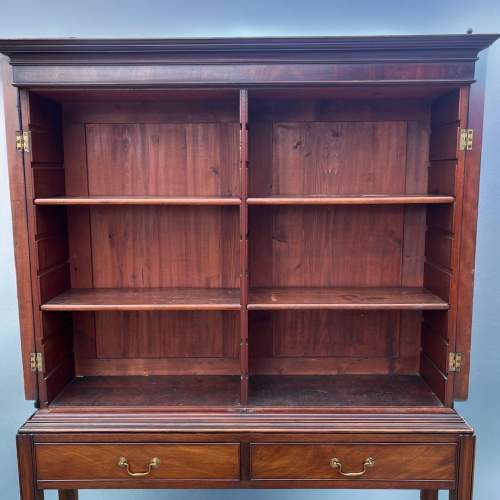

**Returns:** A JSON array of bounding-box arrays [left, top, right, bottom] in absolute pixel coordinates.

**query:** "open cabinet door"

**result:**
[[454, 51, 489, 401], [423, 49, 489, 405], [422, 84, 472, 406], [1, 57, 38, 401], [17, 88, 74, 406]]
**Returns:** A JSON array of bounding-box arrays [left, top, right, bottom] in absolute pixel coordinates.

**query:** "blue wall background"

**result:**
[[0, 1, 498, 498]]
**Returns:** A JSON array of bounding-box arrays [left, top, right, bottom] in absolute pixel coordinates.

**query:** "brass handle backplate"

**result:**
[[330, 457, 375, 477], [117, 456, 161, 477]]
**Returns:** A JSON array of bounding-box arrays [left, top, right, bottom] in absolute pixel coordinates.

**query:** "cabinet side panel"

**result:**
[[1, 57, 38, 400], [454, 53, 488, 401]]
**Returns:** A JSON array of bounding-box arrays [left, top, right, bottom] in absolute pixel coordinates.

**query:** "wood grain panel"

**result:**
[[36, 443, 240, 480], [420, 354, 447, 403], [250, 98, 431, 123], [76, 358, 240, 376], [30, 130, 64, 163], [249, 357, 410, 376], [429, 124, 459, 161], [42, 288, 240, 311], [423, 263, 451, 302], [250, 442, 455, 480], [44, 355, 75, 403], [36, 196, 241, 205], [454, 58, 487, 400], [428, 161, 457, 196], [95, 311, 238, 359], [270, 121, 407, 195], [85, 123, 239, 196], [426, 229, 453, 271], [427, 205, 454, 233], [73, 312, 97, 362], [35, 206, 67, 236], [247, 195, 453, 205], [64, 98, 238, 124], [42, 330, 73, 375], [41, 312, 72, 342], [38, 264, 71, 304], [248, 287, 448, 310], [32, 166, 65, 198], [431, 89, 460, 125], [20, 91, 75, 406], [51, 376, 241, 406], [271, 311, 398, 358], [248, 375, 442, 407], [36, 233, 69, 273], [249, 206, 405, 287], [12, 61, 477, 87], [249, 309, 420, 375], [422, 325, 449, 374], [89, 206, 239, 288]]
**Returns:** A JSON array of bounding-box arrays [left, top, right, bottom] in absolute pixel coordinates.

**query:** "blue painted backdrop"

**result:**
[[0, 1, 498, 498]]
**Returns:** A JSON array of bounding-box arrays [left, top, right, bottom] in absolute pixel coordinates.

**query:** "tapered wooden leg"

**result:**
[[450, 434, 476, 500], [59, 491, 78, 500], [421, 490, 438, 500], [17, 434, 43, 500]]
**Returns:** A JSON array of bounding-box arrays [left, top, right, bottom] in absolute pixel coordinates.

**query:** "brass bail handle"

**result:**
[[330, 457, 375, 477], [117, 456, 161, 477]]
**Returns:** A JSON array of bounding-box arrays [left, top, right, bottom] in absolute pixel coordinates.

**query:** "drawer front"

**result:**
[[36, 443, 240, 481], [250, 443, 456, 481]]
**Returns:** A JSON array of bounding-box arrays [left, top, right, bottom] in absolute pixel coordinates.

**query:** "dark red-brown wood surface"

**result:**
[[422, 87, 470, 405], [454, 53, 488, 401], [1, 57, 38, 399], [1, 36, 496, 417], [1, 34, 496, 500], [19, 91, 74, 405]]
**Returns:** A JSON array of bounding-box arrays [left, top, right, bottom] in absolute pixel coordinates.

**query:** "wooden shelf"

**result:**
[[41, 288, 241, 311], [248, 375, 443, 407], [247, 195, 454, 205], [34, 196, 241, 206], [51, 376, 241, 407], [248, 287, 449, 310]]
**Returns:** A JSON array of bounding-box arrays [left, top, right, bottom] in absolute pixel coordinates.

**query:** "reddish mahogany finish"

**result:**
[[1, 34, 497, 499]]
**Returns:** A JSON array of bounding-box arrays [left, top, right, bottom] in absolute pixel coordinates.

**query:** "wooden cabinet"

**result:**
[[1, 34, 497, 499]]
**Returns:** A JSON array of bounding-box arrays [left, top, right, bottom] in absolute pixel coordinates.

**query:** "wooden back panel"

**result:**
[[85, 123, 238, 196], [62, 98, 241, 377], [248, 96, 431, 377]]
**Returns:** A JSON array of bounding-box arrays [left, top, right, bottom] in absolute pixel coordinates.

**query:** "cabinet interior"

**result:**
[[28, 86, 463, 409]]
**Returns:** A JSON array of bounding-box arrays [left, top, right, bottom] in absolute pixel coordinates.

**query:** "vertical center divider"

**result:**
[[239, 89, 249, 405]]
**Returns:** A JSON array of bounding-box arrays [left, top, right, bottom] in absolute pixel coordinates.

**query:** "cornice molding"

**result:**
[[0, 34, 498, 66], [1, 35, 497, 87], [0, 34, 498, 54]]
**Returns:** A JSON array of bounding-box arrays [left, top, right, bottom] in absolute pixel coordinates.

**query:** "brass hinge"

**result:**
[[448, 352, 463, 373], [15, 131, 30, 153], [459, 128, 473, 151], [30, 352, 43, 372]]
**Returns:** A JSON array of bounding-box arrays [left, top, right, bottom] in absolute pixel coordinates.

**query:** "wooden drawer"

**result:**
[[35, 443, 240, 481], [250, 443, 456, 481]]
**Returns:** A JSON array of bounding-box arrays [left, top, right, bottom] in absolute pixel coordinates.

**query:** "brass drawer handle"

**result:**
[[330, 457, 375, 477], [117, 456, 161, 477]]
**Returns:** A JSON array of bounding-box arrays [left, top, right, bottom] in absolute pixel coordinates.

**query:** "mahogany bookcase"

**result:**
[[0, 34, 497, 500]]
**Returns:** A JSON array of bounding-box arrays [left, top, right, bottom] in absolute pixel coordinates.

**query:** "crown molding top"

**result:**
[[0, 34, 498, 65], [1, 34, 497, 87], [0, 34, 498, 54]]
